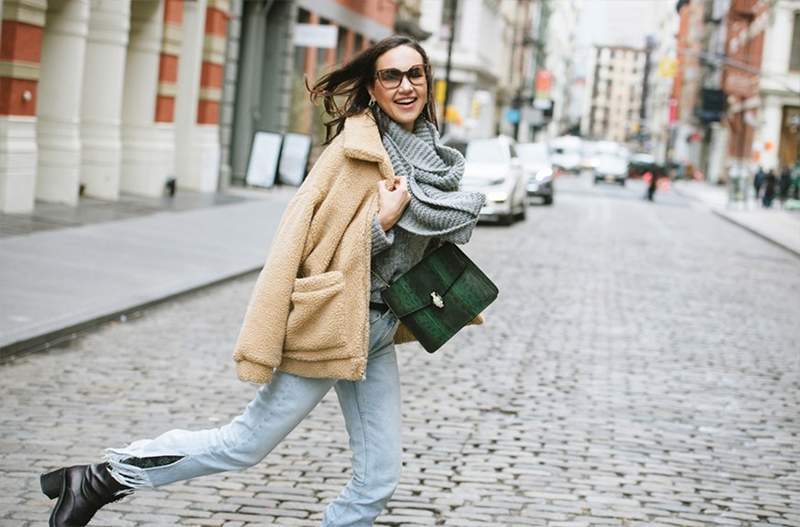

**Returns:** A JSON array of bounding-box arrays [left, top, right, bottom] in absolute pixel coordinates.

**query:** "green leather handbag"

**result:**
[[376, 242, 498, 354]]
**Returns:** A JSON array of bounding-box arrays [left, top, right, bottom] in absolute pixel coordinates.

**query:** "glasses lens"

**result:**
[[379, 69, 403, 88], [408, 66, 426, 85]]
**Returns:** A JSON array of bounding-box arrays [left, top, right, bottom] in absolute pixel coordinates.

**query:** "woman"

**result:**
[[41, 35, 484, 526]]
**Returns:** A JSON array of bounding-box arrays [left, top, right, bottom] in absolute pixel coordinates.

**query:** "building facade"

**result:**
[[645, 2, 681, 164], [1, 0, 414, 212], [751, 0, 800, 173], [542, 0, 580, 139], [0, 0, 231, 213], [582, 45, 647, 142]]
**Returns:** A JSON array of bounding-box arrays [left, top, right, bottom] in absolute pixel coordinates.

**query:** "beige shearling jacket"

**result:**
[[232, 111, 482, 385]]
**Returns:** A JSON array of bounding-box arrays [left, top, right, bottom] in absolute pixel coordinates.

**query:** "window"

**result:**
[[790, 12, 800, 71]]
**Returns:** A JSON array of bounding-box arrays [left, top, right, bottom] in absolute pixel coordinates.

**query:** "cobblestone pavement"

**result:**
[[2, 175, 799, 526]]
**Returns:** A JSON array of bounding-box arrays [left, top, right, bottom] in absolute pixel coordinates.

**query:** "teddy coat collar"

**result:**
[[342, 111, 396, 181]]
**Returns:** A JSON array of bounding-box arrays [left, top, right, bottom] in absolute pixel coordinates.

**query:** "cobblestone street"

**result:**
[[2, 176, 799, 526]]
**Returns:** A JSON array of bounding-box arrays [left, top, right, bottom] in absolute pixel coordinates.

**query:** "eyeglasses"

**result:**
[[374, 64, 429, 89]]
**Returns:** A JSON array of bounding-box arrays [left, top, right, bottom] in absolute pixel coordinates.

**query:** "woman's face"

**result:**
[[369, 45, 429, 132]]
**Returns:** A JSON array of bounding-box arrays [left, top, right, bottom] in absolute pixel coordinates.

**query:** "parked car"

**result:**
[[593, 155, 628, 185], [460, 136, 527, 225], [517, 142, 555, 205]]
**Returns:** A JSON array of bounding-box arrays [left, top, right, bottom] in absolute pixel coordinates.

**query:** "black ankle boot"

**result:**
[[41, 463, 132, 527]]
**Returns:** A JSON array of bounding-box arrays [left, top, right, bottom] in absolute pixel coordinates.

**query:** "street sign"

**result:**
[[293, 24, 338, 49]]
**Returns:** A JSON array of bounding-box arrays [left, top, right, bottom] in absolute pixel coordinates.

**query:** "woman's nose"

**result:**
[[397, 75, 414, 92]]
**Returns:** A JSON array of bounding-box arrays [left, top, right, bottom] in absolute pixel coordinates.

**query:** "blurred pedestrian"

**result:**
[[41, 36, 485, 527], [645, 168, 658, 201], [779, 165, 792, 207], [762, 169, 777, 208], [754, 166, 765, 200]]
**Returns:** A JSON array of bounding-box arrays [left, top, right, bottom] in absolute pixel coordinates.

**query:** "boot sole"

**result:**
[[40, 468, 63, 500]]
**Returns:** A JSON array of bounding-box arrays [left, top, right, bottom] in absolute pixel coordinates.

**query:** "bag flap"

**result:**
[[381, 242, 470, 318]]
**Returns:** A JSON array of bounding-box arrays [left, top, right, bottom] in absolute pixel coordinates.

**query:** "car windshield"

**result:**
[[466, 140, 510, 164], [517, 143, 549, 164]]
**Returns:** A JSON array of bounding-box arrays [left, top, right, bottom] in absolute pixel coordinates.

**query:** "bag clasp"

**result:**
[[430, 291, 444, 309]]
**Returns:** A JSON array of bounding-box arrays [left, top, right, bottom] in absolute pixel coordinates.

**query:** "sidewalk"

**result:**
[[673, 179, 800, 258], [0, 187, 295, 359]]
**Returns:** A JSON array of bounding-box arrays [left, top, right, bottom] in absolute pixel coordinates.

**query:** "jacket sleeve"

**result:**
[[371, 214, 395, 256], [232, 184, 322, 384]]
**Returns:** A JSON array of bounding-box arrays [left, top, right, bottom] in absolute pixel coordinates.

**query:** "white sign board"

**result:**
[[246, 132, 282, 188], [278, 133, 312, 187], [294, 24, 338, 49]]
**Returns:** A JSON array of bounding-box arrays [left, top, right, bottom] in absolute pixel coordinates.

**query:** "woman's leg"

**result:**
[[104, 371, 336, 488], [321, 310, 403, 526]]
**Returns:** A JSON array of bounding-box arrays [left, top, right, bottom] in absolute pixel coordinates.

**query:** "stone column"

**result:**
[[35, 0, 90, 205], [120, 0, 181, 197], [0, 0, 45, 213], [189, 0, 228, 191], [79, 0, 131, 200], [174, 0, 228, 192]]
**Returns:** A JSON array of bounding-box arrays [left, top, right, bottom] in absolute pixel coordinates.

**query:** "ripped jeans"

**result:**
[[104, 307, 402, 526]]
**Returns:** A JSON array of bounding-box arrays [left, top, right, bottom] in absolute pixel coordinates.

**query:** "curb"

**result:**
[[710, 209, 800, 260], [673, 183, 800, 260], [0, 265, 262, 364]]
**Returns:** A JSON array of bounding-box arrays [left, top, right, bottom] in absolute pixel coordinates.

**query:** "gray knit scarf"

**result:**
[[378, 111, 485, 244]]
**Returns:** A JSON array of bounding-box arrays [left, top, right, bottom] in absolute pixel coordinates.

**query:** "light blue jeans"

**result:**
[[104, 307, 402, 526]]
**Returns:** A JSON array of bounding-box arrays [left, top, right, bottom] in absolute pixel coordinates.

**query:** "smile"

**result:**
[[394, 98, 417, 107]]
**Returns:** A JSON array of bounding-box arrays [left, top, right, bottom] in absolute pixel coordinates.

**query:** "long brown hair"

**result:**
[[308, 35, 439, 144]]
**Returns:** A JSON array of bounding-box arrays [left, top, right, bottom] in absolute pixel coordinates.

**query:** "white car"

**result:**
[[593, 155, 628, 186], [460, 136, 527, 225], [549, 135, 583, 174], [517, 142, 555, 205]]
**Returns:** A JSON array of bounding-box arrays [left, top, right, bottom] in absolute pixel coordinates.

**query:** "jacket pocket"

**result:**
[[284, 270, 347, 352]]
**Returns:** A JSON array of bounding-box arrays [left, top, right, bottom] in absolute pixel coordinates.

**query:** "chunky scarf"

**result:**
[[378, 111, 485, 244]]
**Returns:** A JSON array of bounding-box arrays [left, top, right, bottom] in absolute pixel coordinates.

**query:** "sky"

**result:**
[[573, 0, 673, 77], [576, 0, 667, 49]]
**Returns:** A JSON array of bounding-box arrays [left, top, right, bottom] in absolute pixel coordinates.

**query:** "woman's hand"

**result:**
[[377, 176, 411, 231]]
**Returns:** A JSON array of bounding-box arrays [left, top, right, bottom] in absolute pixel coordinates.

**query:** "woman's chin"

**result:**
[[387, 109, 422, 129]]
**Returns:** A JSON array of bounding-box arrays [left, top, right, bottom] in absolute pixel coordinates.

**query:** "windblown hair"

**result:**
[[308, 35, 438, 144]]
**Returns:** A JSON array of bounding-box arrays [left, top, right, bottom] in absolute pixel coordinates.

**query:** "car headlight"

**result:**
[[535, 168, 553, 182], [486, 190, 508, 202]]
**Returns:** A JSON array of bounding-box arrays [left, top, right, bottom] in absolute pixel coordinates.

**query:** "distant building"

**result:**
[[582, 45, 647, 142], [542, 0, 581, 139], [645, 2, 681, 165]]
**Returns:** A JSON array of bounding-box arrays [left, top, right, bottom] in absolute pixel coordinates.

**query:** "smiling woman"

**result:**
[[40, 36, 483, 527]]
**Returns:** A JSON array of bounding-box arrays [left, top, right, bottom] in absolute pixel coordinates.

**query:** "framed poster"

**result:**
[[245, 131, 282, 188], [278, 133, 312, 186]]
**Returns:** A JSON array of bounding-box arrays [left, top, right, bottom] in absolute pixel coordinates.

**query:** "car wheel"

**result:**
[[500, 212, 514, 226], [619, 179, 626, 186], [543, 195, 553, 205]]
